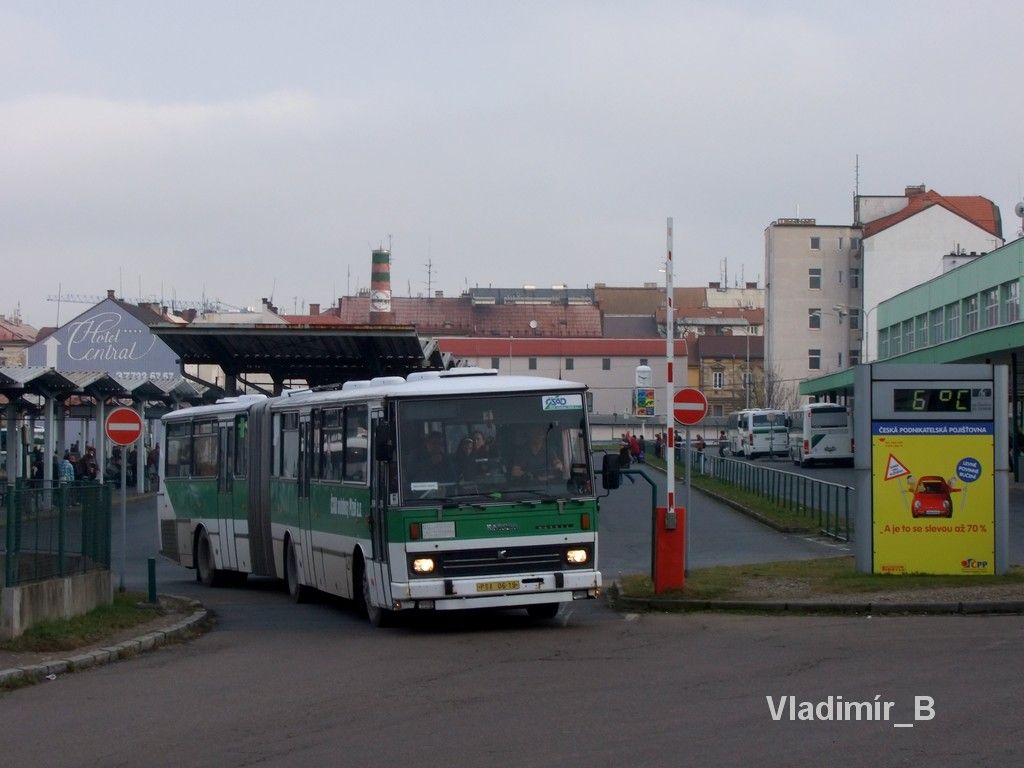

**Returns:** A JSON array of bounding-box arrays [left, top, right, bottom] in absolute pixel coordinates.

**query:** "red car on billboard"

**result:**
[[911, 476, 954, 518]]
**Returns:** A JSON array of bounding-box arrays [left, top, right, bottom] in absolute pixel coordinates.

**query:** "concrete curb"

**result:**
[[611, 591, 1024, 616], [0, 596, 210, 690]]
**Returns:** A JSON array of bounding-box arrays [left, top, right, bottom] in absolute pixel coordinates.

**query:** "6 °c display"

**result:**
[[892, 388, 972, 413]]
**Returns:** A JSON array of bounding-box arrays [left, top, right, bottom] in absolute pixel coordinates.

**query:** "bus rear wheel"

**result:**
[[195, 529, 221, 587], [285, 538, 311, 604]]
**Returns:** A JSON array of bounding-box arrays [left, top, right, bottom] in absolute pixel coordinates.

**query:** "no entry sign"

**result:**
[[105, 407, 144, 446], [673, 387, 708, 426]]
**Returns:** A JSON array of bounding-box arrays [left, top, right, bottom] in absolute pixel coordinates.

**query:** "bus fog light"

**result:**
[[566, 548, 588, 564], [412, 557, 436, 574]]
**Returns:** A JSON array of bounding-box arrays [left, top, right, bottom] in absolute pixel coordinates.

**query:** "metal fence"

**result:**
[[1, 481, 111, 587], [681, 450, 854, 541]]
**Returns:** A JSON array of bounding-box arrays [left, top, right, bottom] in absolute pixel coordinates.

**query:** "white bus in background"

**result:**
[[725, 409, 789, 459], [787, 403, 854, 467]]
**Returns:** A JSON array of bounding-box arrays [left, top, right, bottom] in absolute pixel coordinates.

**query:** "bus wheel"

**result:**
[[195, 529, 221, 588], [285, 538, 311, 604], [527, 603, 560, 620], [360, 562, 391, 628]]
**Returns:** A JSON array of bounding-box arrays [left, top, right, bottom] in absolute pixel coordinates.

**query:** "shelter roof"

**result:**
[[150, 322, 449, 387], [0, 366, 78, 396]]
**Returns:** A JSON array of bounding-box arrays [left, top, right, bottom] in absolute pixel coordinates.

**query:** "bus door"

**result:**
[[297, 417, 315, 587], [217, 422, 238, 570], [367, 408, 392, 606]]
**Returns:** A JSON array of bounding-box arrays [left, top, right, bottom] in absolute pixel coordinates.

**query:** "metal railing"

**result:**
[[680, 450, 853, 541], [2, 481, 111, 587]]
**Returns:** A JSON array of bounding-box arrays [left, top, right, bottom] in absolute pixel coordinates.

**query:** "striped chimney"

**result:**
[[369, 247, 392, 322]]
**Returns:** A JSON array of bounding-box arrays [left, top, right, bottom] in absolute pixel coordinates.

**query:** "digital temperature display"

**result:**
[[892, 388, 972, 413]]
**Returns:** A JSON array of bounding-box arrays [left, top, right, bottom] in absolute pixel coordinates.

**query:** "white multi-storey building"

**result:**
[[765, 186, 1003, 405]]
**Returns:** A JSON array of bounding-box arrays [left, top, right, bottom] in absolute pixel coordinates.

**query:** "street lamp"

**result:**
[[861, 305, 879, 363]]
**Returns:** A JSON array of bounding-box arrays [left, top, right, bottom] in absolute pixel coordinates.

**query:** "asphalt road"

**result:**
[[3, 482, 1022, 767]]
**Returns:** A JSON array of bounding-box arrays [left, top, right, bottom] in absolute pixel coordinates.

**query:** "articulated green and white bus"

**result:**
[[158, 369, 603, 625]]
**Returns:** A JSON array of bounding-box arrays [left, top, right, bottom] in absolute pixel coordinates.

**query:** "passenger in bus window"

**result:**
[[409, 431, 453, 483], [510, 425, 564, 483], [454, 437, 480, 480]]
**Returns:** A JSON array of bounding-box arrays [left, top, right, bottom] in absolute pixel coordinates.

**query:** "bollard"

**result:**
[[147, 557, 157, 604]]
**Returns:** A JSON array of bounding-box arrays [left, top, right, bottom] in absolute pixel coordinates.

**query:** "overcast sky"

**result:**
[[2, 1, 1021, 328]]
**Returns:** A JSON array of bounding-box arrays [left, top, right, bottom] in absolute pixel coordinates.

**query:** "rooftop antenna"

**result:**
[[1015, 199, 1024, 238], [854, 154, 861, 225], [425, 258, 435, 296]]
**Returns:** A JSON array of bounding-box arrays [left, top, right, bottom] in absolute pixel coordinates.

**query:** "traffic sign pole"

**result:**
[[105, 407, 143, 592], [673, 387, 708, 581]]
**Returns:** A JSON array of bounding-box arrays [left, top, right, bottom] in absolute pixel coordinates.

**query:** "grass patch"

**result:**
[[0, 591, 165, 653], [618, 557, 1024, 600], [639, 454, 840, 533]]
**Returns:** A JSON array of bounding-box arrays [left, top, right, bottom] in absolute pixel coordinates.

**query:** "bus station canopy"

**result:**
[[150, 323, 451, 389]]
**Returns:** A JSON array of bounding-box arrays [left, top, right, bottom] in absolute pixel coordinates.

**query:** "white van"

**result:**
[[787, 403, 853, 467], [726, 409, 789, 459]]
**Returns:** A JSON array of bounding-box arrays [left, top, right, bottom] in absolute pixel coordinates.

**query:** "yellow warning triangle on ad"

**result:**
[[884, 453, 911, 480]]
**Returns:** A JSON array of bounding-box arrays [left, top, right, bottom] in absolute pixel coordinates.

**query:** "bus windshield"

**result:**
[[397, 391, 593, 504]]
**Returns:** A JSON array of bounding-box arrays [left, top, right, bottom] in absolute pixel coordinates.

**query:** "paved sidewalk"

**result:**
[[0, 596, 209, 689]]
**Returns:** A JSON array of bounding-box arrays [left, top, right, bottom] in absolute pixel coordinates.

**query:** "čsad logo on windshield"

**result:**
[[542, 394, 583, 411]]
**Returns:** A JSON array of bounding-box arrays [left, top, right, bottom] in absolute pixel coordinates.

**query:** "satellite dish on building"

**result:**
[[528, 320, 538, 329], [1015, 200, 1024, 218]]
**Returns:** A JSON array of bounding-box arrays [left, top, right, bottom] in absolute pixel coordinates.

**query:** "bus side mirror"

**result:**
[[601, 453, 621, 490], [374, 422, 395, 462]]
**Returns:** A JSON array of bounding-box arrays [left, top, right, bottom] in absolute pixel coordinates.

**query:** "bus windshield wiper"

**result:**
[[501, 488, 559, 503]]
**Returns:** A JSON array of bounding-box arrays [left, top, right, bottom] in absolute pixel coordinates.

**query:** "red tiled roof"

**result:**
[[694, 335, 764, 359], [328, 297, 603, 337], [439, 337, 684, 357], [281, 314, 349, 326], [863, 189, 1002, 239]]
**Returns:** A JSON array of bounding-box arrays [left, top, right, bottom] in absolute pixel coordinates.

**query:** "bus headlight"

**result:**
[[566, 548, 588, 565], [412, 558, 436, 574]]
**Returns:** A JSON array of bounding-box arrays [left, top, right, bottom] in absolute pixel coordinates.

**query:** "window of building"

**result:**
[[808, 308, 821, 329], [713, 405, 724, 417], [639, 358, 648, 366], [984, 287, 999, 328], [850, 267, 861, 288], [838, 351, 843, 368], [878, 328, 890, 359], [528, 357, 537, 370], [1003, 281, 1021, 324], [930, 308, 944, 345], [490, 357, 500, 370], [565, 357, 574, 370], [890, 326, 902, 356], [808, 268, 822, 290], [945, 301, 961, 339], [903, 319, 914, 353], [849, 349, 860, 366], [915, 314, 928, 348], [964, 295, 979, 334], [712, 371, 724, 389], [837, 237, 844, 250], [602, 358, 611, 370], [837, 270, 843, 284], [808, 349, 821, 370], [849, 307, 860, 331], [851, 237, 860, 250], [810, 236, 821, 250]]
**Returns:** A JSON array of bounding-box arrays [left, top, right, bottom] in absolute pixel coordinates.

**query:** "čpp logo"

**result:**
[[961, 558, 989, 570], [544, 395, 568, 408]]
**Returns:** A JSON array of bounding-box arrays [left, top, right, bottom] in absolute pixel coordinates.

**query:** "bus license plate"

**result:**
[[477, 580, 519, 592]]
